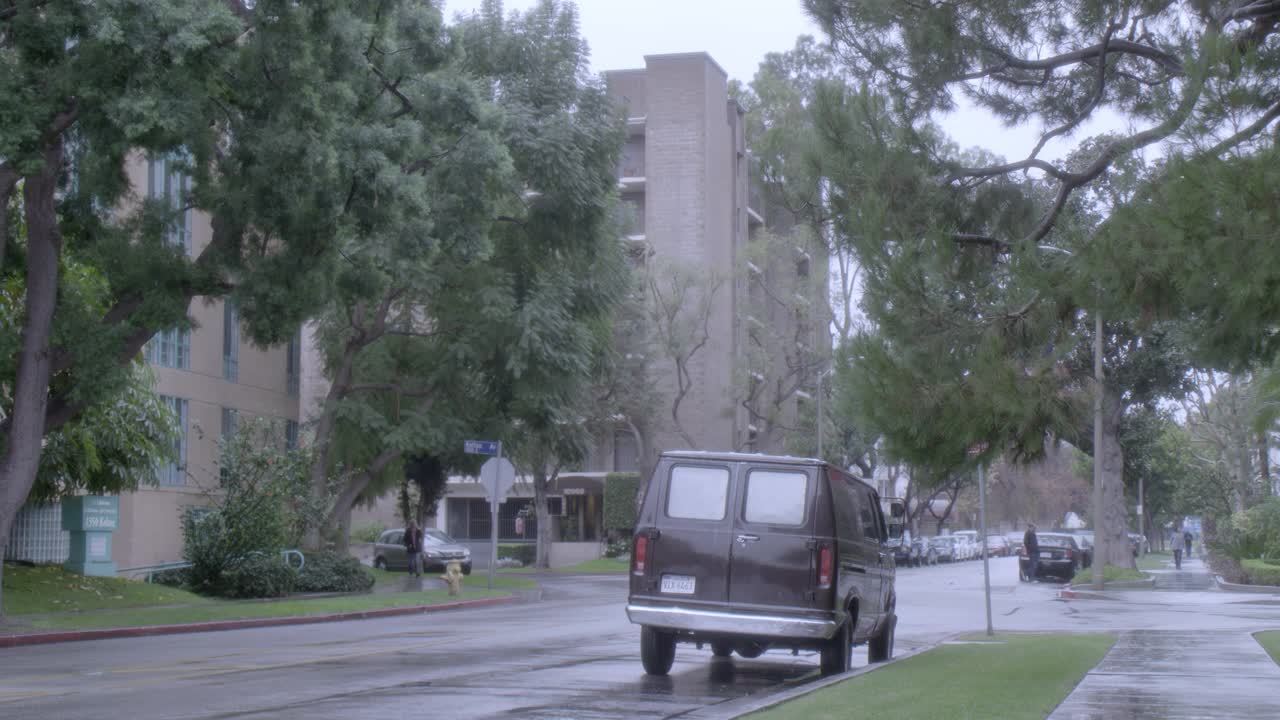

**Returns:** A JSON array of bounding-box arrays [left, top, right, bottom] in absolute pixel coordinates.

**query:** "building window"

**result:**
[[146, 327, 191, 370], [220, 407, 238, 442], [286, 331, 301, 396], [147, 153, 192, 255], [223, 299, 239, 382], [285, 420, 299, 450], [157, 396, 188, 486]]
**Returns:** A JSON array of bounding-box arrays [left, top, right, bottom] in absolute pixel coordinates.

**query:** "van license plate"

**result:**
[[1040, 551, 1054, 558], [661, 575, 696, 594]]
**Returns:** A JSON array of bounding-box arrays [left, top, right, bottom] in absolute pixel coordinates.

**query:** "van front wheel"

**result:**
[[819, 621, 852, 675], [641, 626, 676, 675]]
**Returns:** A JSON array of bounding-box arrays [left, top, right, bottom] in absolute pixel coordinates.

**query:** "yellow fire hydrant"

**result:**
[[441, 560, 464, 597]]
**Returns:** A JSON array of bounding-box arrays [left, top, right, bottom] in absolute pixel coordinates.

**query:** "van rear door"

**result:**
[[635, 461, 736, 606], [727, 464, 818, 612]]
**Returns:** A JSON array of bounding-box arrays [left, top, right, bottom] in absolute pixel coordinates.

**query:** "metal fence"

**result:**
[[5, 502, 69, 563]]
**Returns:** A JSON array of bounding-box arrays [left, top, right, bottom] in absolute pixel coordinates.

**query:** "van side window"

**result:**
[[744, 470, 808, 525], [859, 491, 880, 541], [667, 465, 730, 521]]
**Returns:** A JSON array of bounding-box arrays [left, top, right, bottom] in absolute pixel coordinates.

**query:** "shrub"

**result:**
[[498, 543, 536, 566], [150, 567, 191, 588], [218, 553, 296, 599], [295, 551, 375, 593], [350, 522, 385, 544], [1242, 558, 1280, 586], [603, 473, 640, 538], [605, 537, 632, 558]]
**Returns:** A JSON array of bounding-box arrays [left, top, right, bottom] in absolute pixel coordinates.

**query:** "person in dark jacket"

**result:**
[[1023, 523, 1039, 582], [404, 521, 424, 577]]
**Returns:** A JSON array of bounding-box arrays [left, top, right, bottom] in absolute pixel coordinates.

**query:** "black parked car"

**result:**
[[912, 537, 938, 566], [1019, 533, 1083, 582], [889, 537, 917, 566]]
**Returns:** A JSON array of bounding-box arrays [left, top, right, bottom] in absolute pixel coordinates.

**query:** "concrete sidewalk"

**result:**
[[1048, 629, 1280, 719], [1051, 557, 1280, 718]]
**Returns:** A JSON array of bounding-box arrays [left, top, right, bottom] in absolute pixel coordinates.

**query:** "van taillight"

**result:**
[[818, 545, 833, 587], [1065, 549, 1074, 560], [634, 534, 648, 575]]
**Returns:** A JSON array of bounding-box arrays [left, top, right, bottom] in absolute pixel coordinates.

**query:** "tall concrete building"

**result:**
[[598, 52, 827, 470]]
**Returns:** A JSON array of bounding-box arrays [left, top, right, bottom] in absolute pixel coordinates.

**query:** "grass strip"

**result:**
[[3, 562, 213, 615], [1256, 631, 1280, 665], [368, 567, 537, 590], [21, 589, 509, 631], [747, 633, 1115, 720], [555, 557, 630, 574], [1136, 552, 1172, 571], [1071, 564, 1148, 585]]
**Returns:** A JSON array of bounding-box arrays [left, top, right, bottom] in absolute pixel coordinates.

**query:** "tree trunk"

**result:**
[[0, 146, 64, 621], [332, 503, 353, 555], [303, 332, 363, 550], [1098, 404, 1134, 569], [533, 468, 552, 569], [1260, 432, 1271, 497]]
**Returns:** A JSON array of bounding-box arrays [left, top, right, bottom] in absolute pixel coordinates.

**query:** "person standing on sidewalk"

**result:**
[[1184, 529, 1194, 559], [1023, 523, 1039, 582], [404, 520, 424, 578]]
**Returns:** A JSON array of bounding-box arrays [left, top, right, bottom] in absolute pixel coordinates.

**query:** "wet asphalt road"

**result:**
[[2, 557, 1276, 719]]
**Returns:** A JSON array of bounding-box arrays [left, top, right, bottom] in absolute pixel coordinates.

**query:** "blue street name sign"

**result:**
[[464, 440, 500, 456]]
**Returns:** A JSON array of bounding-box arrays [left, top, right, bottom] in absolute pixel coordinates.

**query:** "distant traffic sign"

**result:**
[[480, 457, 517, 504], [464, 440, 500, 456]]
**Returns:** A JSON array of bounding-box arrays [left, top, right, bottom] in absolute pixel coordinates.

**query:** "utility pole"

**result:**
[[1092, 311, 1105, 591]]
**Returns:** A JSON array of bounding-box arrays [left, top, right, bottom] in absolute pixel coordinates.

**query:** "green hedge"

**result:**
[[498, 543, 536, 566], [295, 551, 375, 593], [1242, 558, 1280, 586], [604, 472, 641, 535]]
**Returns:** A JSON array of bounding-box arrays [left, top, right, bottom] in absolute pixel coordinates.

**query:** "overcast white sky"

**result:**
[[442, 0, 1076, 163]]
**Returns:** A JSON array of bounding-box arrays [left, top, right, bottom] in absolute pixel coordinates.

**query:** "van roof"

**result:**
[[660, 450, 826, 466]]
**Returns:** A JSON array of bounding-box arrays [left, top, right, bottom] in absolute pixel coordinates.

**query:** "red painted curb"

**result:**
[[0, 595, 517, 649]]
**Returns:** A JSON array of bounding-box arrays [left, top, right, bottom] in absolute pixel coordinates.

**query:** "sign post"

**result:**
[[466, 439, 508, 590], [969, 442, 994, 637]]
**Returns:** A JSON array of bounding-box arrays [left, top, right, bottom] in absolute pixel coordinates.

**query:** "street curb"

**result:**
[[0, 594, 517, 649], [681, 633, 963, 720], [1058, 588, 1118, 600], [1217, 576, 1280, 594], [1066, 576, 1156, 592]]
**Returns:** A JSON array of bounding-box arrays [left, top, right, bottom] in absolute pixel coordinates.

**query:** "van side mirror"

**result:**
[[889, 501, 905, 519]]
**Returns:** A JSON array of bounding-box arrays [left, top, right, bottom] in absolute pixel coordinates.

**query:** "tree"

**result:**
[[453, 0, 629, 569], [2, 0, 425, 614], [645, 259, 725, 449]]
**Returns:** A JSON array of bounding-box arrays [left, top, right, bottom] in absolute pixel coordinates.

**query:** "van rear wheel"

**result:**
[[819, 621, 852, 675], [868, 613, 896, 663], [641, 626, 676, 675]]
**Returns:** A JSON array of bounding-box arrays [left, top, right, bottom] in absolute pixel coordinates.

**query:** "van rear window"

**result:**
[[666, 465, 729, 521], [744, 470, 808, 525]]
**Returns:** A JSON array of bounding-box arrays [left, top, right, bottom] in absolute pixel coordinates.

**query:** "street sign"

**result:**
[[480, 457, 517, 504], [464, 440, 500, 456]]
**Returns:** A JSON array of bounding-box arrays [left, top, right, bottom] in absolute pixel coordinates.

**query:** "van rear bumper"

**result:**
[[626, 603, 838, 640]]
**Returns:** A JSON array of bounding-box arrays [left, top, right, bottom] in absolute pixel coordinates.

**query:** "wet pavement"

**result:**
[[1047, 629, 1280, 719], [1050, 557, 1280, 719], [2, 556, 1276, 719]]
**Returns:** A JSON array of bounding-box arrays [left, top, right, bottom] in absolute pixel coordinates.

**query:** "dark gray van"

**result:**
[[627, 451, 899, 675]]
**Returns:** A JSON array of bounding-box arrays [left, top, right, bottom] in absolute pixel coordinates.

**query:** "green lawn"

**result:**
[[368, 566, 537, 590], [555, 557, 630, 574], [747, 634, 1115, 720], [1071, 564, 1149, 585], [20, 589, 509, 631], [1256, 631, 1280, 665], [3, 562, 213, 615]]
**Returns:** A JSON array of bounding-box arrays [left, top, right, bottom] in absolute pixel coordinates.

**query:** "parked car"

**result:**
[[954, 535, 977, 560], [1005, 531, 1024, 557], [929, 536, 956, 562], [626, 451, 900, 676], [1073, 533, 1094, 569], [889, 536, 917, 567], [1019, 533, 1083, 582], [985, 535, 1010, 557], [912, 537, 938, 566], [373, 528, 472, 575]]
